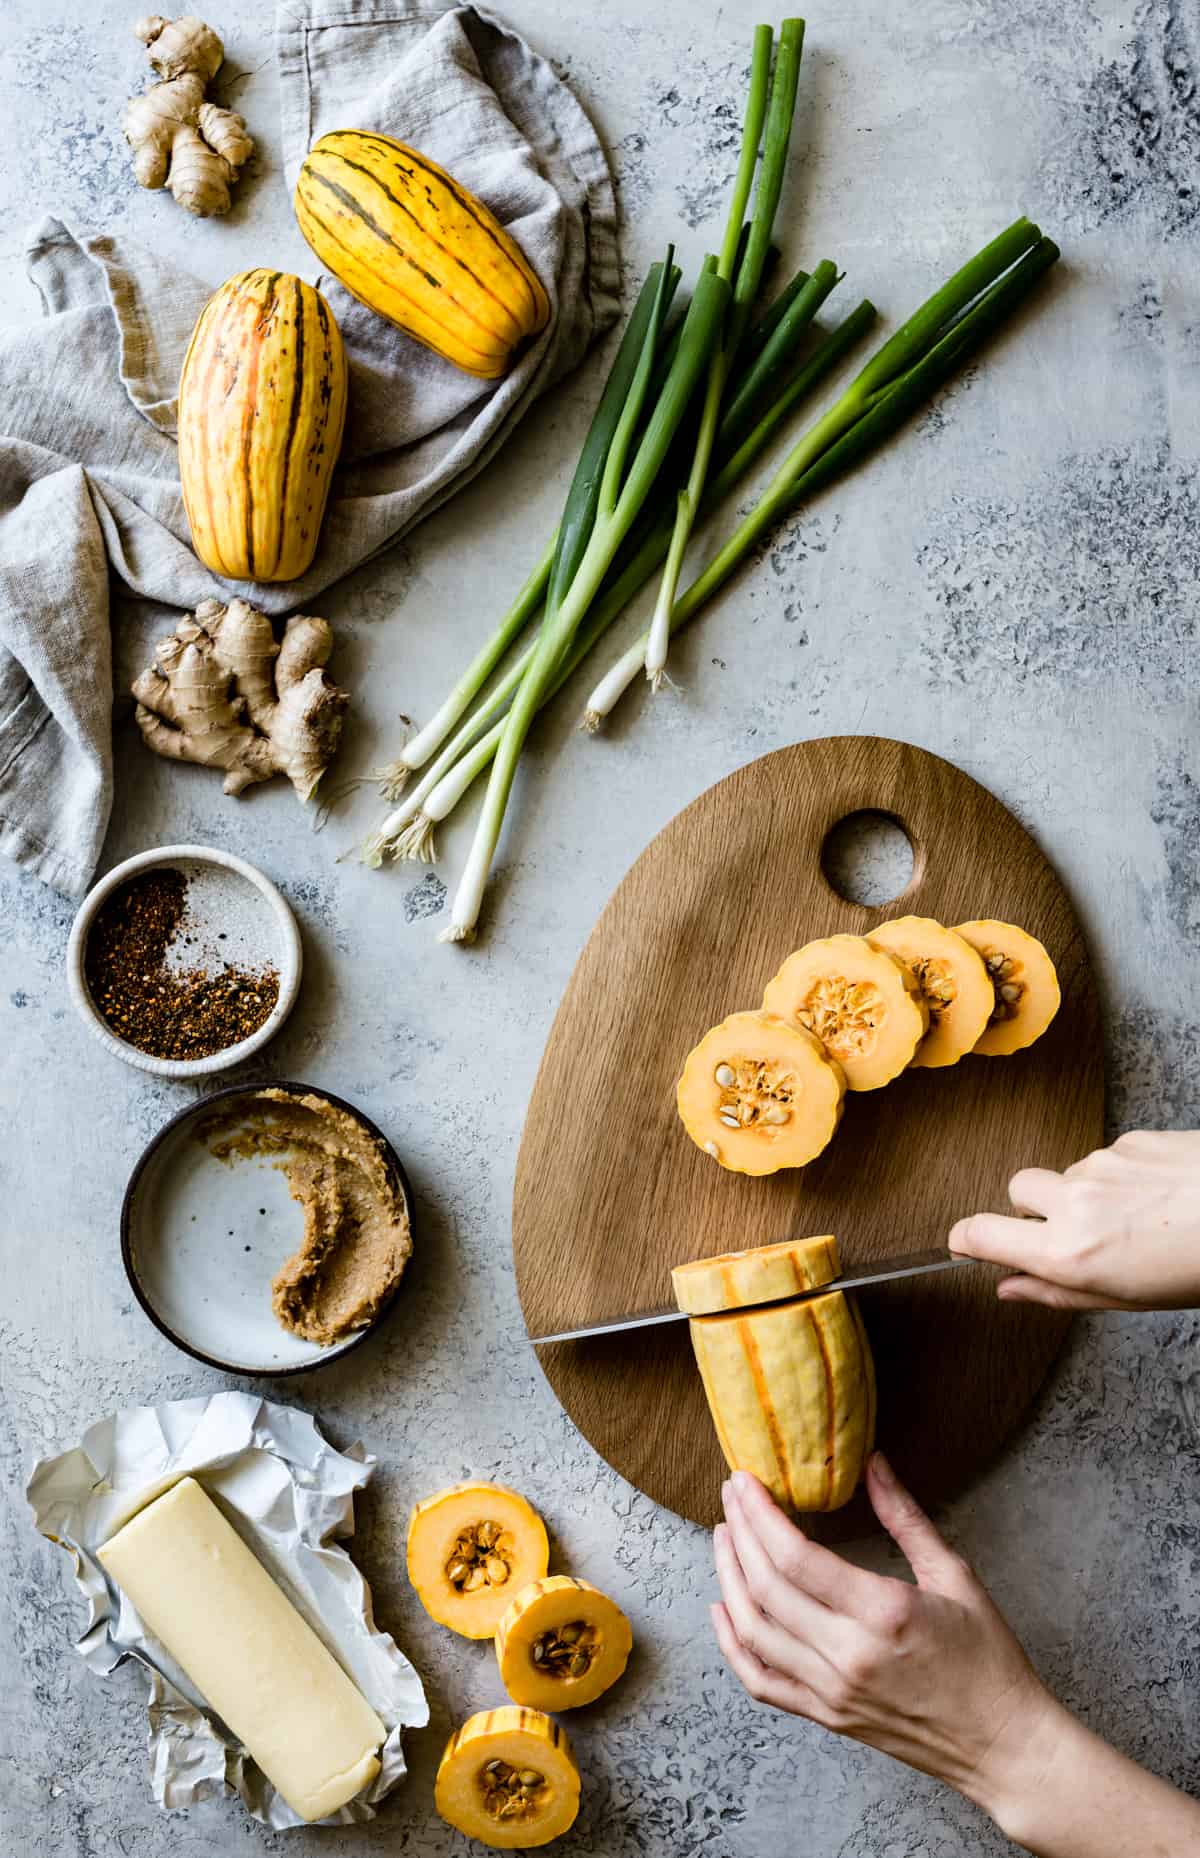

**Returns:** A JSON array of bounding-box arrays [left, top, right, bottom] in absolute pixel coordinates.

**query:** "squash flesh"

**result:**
[[867, 916, 994, 1068], [408, 1483, 549, 1639], [495, 1575, 632, 1711], [671, 1235, 840, 1315], [953, 920, 1061, 1055], [435, 1706, 580, 1849], [762, 934, 929, 1090], [689, 1287, 876, 1512], [676, 1010, 845, 1175]]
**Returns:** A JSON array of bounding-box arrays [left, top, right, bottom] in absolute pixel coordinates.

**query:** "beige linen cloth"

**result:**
[[0, 0, 618, 895]]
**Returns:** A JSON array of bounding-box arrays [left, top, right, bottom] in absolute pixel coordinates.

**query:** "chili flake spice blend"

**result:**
[[83, 867, 280, 1060]]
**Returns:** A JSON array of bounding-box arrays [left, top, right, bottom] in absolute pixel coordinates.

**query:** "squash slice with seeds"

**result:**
[[435, 1706, 580, 1848], [408, 1482, 548, 1639], [496, 1575, 632, 1711]]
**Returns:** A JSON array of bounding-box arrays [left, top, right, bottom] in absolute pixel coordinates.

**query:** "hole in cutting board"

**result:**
[[821, 810, 914, 907]]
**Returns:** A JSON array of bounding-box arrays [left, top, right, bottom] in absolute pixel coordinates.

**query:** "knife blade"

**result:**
[[529, 1246, 967, 1346]]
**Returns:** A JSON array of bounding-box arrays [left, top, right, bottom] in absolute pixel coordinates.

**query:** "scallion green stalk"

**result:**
[[442, 257, 730, 941], [375, 307, 876, 855], [583, 224, 1059, 727], [646, 18, 805, 688]]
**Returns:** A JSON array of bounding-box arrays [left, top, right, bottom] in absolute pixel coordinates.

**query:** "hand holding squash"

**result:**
[[712, 1461, 1050, 1805], [712, 1462, 1200, 1856], [950, 1129, 1200, 1310]]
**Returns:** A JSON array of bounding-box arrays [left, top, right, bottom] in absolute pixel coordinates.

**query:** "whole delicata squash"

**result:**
[[435, 1706, 580, 1849], [295, 131, 550, 380], [671, 1234, 840, 1316], [495, 1576, 632, 1711], [177, 269, 348, 582], [689, 1286, 876, 1512], [677, 1010, 845, 1175], [408, 1483, 549, 1639], [953, 920, 1061, 1055], [868, 916, 994, 1069], [762, 934, 928, 1091]]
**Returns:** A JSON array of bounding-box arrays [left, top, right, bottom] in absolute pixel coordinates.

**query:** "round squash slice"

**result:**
[[676, 1010, 845, 1175], [408, 1483, 549, 1639], [953, 920, 1061, 1056], [435, 1706, 580, 1849], [689, 1288, 876, 1512], [867, 916, 994, 1069], [762, 934, 929, 1091], [671, 1235, 840, 1315], [496, 1575, 632, 1711]]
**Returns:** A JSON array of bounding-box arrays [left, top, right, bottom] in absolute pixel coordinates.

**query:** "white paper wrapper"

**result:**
[[26, 1390, 429, 1827]]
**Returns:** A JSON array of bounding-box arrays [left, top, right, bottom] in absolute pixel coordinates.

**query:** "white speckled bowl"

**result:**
[[121, 1081, 413, 1375], [66, 845, 302, 1078]]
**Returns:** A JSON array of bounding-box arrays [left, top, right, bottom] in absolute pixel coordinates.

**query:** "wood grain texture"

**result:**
[[512, 738, 1105, 1537]]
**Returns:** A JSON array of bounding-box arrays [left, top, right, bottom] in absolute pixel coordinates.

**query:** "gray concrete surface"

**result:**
[[2, 0, 1199, 1852]]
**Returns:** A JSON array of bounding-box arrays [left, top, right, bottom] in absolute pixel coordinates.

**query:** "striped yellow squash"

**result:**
[[177, 269, 348, 582], [688, 1285, 876, 1512], [294, 130, 550, 380]]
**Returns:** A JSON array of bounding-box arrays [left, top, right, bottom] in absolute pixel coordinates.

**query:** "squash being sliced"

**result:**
[[762, 934, 928, 1090], [435, 1706, 580, 1849], [688, 1288, 876, 1512], [868, 916, 994, 1069], [953, 920, 1061, 1056], [495, 1576, 632, 1711], [676, 1010, 845, 1175], [671, 1235, 840, 1315], [408, 1483, 549, 1639]]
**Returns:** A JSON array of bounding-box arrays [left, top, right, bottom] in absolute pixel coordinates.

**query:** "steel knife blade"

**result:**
[[529, 1247, 967, 1347]]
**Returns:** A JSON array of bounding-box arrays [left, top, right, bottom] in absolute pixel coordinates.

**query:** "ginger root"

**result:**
[[123, 15, 254, 216], [132, 598, 349, 802]]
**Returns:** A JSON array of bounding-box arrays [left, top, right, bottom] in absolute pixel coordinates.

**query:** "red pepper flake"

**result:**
[[84, 868, 280, 1060]]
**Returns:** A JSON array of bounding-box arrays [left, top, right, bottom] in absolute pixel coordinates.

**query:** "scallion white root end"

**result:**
[[438, 920, 476, 946], [391, 813, 438, 864], [372, 759, 412, 804]]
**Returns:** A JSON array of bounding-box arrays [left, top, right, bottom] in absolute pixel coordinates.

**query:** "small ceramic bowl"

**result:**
[[121, 1081, 413, 1375], [67, 845, 302, 1078]]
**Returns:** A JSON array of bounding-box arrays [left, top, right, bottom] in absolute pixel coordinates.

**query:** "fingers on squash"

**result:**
[[676, 1010, 845, 1175], [435, 1706, 580, 1849], [762, 934, 928, 1090], [408, 1483, 549, 1639], [953, 920, 1061, 1056], [867, 916, 994, 1069], [688, 1285, 876, 1513], [671, 1234, 840, 1316], [496, 1576, 632, 1711]]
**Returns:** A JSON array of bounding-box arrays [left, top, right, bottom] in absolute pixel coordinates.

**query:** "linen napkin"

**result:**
[[0, 0, 619, 895]]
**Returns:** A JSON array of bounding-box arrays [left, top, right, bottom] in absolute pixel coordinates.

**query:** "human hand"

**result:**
[[949, 1129, 1200, 1310], [711, 1458, 1057, 1816]]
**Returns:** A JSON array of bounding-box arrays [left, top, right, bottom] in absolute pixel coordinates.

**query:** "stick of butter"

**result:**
[[98, 1475, 386, 1822]]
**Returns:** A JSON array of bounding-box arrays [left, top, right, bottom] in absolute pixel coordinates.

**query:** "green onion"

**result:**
[[368, 306, 875, 861], [583, 223, 1059, 727], [380, 265, 680, 785], [442, 256, 730, 941], [361, 289, 869, 868], [645, 19, 805, 689]]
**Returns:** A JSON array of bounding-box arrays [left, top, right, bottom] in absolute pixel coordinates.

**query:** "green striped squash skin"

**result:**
[[294, 130, 550, 380], [177, 269, 348, 583]]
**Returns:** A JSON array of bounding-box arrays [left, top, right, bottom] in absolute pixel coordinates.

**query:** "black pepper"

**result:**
[[84, 868, 280, 1061]]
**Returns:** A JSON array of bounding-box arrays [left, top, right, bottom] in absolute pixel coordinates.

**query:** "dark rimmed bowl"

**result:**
[[121, 1080, 413, 1376]]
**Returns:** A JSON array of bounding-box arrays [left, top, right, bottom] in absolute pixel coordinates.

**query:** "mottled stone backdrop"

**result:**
[[2, 1, 1198, 1853]]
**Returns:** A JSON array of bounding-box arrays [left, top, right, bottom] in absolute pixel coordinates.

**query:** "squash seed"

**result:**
[[714, 1063, 735, 1087]]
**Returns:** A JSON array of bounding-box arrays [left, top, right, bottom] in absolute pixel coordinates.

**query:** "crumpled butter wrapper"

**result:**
[[26, 1390, 429, 1827]]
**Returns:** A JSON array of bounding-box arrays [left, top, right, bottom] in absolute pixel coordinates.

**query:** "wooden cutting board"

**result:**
[[512, 738, 1104, 1538]]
